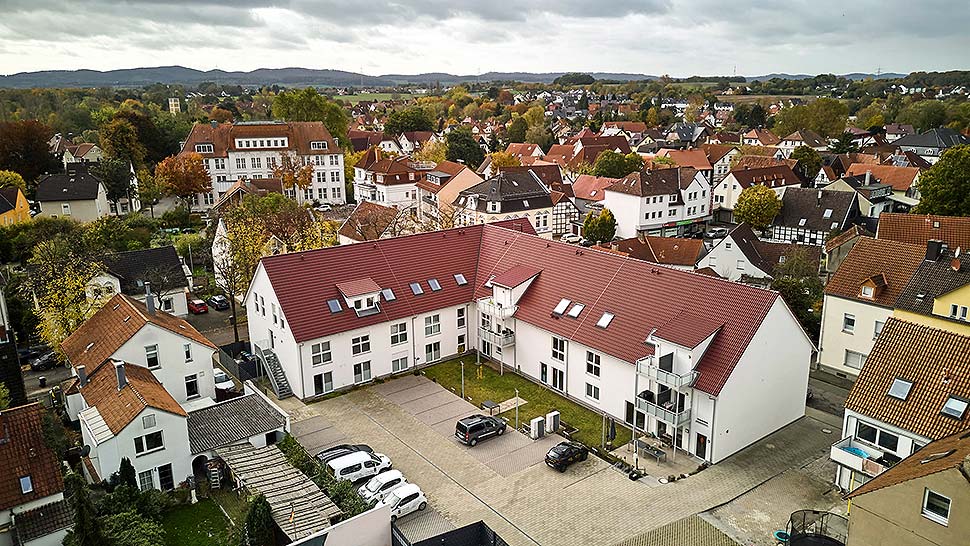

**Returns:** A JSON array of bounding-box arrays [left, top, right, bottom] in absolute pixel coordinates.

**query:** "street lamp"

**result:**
[[461, 360, 465, 400]]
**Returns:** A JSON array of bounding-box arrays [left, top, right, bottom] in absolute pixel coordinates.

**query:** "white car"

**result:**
[[377, 483, 427, 521], [327, 451, 392, 482], [358, 469, 407, 503], [213, 370, 235, 391], [560, 233, 583, 244], [315, 204, 333, 212]]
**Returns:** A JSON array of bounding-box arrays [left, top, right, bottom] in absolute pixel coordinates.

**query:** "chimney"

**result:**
[[952, 247, 962, 272], [611, 242, 619, 252], [114, 361, 127, 390], [817, 190, 822, 207], [926, 239, 944, 262], [144, 281, 155, 315], [210, 120, 218, 128], [865, 170, 871, 186], [77, 365, 87, 387]]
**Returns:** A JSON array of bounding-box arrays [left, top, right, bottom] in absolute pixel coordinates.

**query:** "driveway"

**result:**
[[280, 375, 837, 546], [184, 307, 248, 347]]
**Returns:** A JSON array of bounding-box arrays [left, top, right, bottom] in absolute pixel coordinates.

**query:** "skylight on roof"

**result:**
[[381, 288, 396, 302], [823, 209, 833, 219], [455, 273, 468, 286], [596, 312, 615, 329], [553, 298, 571, 315], [567, 303, 585, 318], [798, 218, 807, 227], [327, 299, 342, 313], [942, 396, 968, 419], [888, 378, 913, 400], [429, 278, 442, 291], [410, 282, 424, 295]]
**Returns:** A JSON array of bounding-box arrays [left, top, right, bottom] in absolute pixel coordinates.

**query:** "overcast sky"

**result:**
[[1, 0, 968, 77]]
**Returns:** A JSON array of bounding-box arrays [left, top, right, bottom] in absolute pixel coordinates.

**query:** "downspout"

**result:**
[[411, 315, 418, 369], [297, 342, 305, 400], [710, 396, 717, 464]]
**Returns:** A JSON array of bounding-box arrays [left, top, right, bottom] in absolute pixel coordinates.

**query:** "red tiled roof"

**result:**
[[336, 278, 381, 298], [181, 121, 338, 157], [654, 310, 723, 348], [877, 213, 970, 251], [572, 175, 619, 201], [505, 143, 542, 158], [491, 265, 542, 288], [0, 403, 63, 511], [605, 237, 706, 267], [80, 361, 186, 435], [701, 144, 737, 164], [845, 164, 920, 192]]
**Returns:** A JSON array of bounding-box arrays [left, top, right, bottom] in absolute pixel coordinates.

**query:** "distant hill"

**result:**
[[744, 72, 906, 82]]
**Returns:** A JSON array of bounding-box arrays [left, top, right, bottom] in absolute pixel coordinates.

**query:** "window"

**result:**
[[425, 314, 441, 336], [260, 296, 265, 315], [391, 323, 408, 345], [428, 278, 442, 291], [62, 203, 71, 215], [596, 312, 614, 329], [457, 333, 466, 353], [942, 396, 968, 419], [138, 470, 154, 492], [184, 343, 192, 362], [392, 357, 409, 372], [354, 361, 372, 383], [861, 285, 874, 298], [19, 476, 32, 494], [185, 374, 199, 399], [195, 143, 214, 154], [553, 298, 571, 315], [736, 259, 745, 272], [823, 208, 833, 219], [586, 383, 600, 401], [874, 320, 885, 339], [145, 345, 159, 369], [922, 489, 951, 525], [142, 414, 156, 429], [327, 299, 342, 313], [311, 341, 332, 366], [725, 241, 732, 249], [567, 303, 585, 318], [842, 313, 856, 333], [708, 256, 717, 267], [457, 308, 466, 329], [888, 378, 913, 400], [162, 297, 174, 312], [844, 350, 867, 370], [251, 157, 262, 169], [313, 372, 333, 395], [311, 141, 328, 150], [272, 303, 278, 324], [552, 337, 566, 361], [425, 342, 441, 363], [586, 351, 601, 377], [352, 335, 371, 355], [235, 157, 246, 169], [856, 421, 898, 451], [134, 431, 164, 455], [951, 304, 959, 317], [455, 273, 468, 285], [410, 282, 424, 295], [381, 288, 396, 301]]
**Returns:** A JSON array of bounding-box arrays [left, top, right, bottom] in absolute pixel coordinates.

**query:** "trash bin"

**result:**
[[39, 376, 47, 388]]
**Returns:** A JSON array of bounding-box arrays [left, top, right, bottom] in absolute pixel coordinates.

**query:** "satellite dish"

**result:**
[[81, 445, 91, 457]]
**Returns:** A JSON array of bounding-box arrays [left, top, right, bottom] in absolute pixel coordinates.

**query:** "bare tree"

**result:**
[[211, 235, 246, 344]]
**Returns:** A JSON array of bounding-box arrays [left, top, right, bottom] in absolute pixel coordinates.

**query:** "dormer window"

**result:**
[[861, 286, 874, 298], [310, 141, 328, 150], [487, 201, 500, 213], [195, 143, 214, 154]]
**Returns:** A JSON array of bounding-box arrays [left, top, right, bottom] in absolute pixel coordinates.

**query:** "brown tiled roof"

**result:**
[[743, 128, 781, 145], [845, 164, 920, 192], [61, 294, 216, 370], [846, 427, 970, 499], [825, 224, 872, 253], [0, 403, 63, 511], [544, 144, 576, 166], [606, 237, 707, 267], [845, 319, 970, 440], [181, 121, 338, 157], [433, 160, 466, 177], [877, 213, 970, 251], [572, 175, 619, 201], [701, 144, 737, 164], [657, 149, 713, 171], [80, 361, 186, 435], [337, 201, 398, 242], [504, 143, 542, 158], [823, 237, 925, 307], [728, 164, 801, 189], [608, 168, 697, 198], [782, 130, 826, 148], [602, 121, 647, 133], [733, 155, 797, 171], [693, 266, 722, 278]]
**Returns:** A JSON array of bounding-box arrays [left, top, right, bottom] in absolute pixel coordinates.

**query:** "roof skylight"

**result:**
[[454, 274, 468, 286], [327, 299, 342, 313], [823, 209, 833, 219], [596, 312, 615, 328], [567, 303, 585, 318], [888, 378, 913, 400], [410, 282, 424, 295], [798, 218, 807, 227], [942, 396, 968, 419], [381, 288, 396, 301], [553, 298, 571, 316], [429, 278, 442, 291]]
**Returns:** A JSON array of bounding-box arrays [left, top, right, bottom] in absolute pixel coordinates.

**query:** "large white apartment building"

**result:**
[[602, 167, 712, 239], [179, 120, 345, 209], [245, 223, 813, 464]]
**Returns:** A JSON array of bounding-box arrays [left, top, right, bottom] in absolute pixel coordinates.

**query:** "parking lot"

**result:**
[[279, 374, 838, 546]]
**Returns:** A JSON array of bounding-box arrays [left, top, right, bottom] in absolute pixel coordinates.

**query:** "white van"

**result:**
[[358, 469, 407, 503], [377, 483, 427, 521], [327, 451, 391, 482]]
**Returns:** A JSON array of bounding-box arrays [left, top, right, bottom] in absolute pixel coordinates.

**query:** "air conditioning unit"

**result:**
[[545, 411, 561, 433], [530, 416, 545, 440]]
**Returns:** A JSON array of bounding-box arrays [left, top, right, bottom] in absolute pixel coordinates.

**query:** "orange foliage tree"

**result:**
[[154, 153, 212, 213]]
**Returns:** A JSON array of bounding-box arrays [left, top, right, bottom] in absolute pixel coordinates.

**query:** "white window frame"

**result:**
[[183, 343, 192, 362], [922, 488, 950, 526], [457, 308, 466, 329], [185, 374, 199, 399], [425, 341, 441, 363], [354, 361, 372, 383], [134, 430, 164, 456], [352, 335, 371, 356], [138, 469, 154, 492], [145, 345, 160, 369], [424, 314, 441, 336], [392, 356, 409, 373], [844, 349, 867, 370], [391, 323, 408, 345], [843, 313, 856, 334], [311, 341, 332, 366], [586, 351, 601, 377], [552, 337, 566, 362]]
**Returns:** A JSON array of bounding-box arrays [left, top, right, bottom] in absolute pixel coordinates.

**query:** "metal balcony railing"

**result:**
[[829, 436, 891, 477], [635, 397, 691, 427], [479, 327, 515, 347], [636, 358, 698, 388], [477, 299, 517, 319]]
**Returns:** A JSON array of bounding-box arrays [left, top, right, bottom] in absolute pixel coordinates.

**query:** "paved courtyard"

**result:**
[[279, 375, 838, 546]]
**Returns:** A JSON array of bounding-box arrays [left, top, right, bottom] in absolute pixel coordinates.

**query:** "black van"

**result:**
[[455, 414, 507, 446]]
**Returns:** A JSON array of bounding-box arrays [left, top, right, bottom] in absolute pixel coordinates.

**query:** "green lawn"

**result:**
[[161, 500, 231, 546], [211, 488, 249, 525], [422, 357, 631, 449]]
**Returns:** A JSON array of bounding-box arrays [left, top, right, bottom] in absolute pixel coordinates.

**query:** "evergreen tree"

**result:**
[[65, 473, 104, 546], [118, 457, 137, 490], [242, 494, 275, 546]]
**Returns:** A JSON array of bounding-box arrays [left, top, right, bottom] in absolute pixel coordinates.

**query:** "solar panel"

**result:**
[[327, 299, 342, 313]]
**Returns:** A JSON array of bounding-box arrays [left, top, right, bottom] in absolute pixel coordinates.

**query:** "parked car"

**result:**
[[358, 469, 408, 503], [545, 441, 589, 472], [706, 227, 729, 238], [17, 345, 47, 363], [213, 369, 235, 391], [29, 352, 58, 372], [188, 299, 208, 314], [455, 414, 506, 446], [327, 451, 391, 482], [315, 444, 374, 465], [377, 483, 427, 522], [207, 294, 230, 311], [236, 350, 256, 365], [560, 233, 583, 244], [579, 238, 596, 247], [314, 204, 332, 212]]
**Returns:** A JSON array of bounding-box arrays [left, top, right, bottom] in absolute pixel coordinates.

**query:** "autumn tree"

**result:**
[[0, 120, 60, 188], [914, 145, 970, 216], [582, 208, 617, 244], [209, 106, 234, 123], [0, 170, 26, 192], [489, 151, 521, 169], [154, 153, 212, 213], [445, 127, 484, 169], [523, 105, 546, 127], [0, 383, 9, 410], [413, 139, 447, 164], [772, 98, 848, 139], [272, 151, 314, 192], [790, 146, 823, 181], [99, 117, 147, 168], [506, 117, 528, 143], [91, 157, 136, 209], [525, 125, 553, 151], [272, 87, 350, 146], [385, 107, 434, 135], [734, 184, 781, 230]]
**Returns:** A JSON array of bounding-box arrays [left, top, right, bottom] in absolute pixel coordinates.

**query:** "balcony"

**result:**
[[636, 358, 698, 388], [477, 299, 517, 320], [479, 327, 515, 347], [635, 396, 691, 427], [829, 436, 896, 477]]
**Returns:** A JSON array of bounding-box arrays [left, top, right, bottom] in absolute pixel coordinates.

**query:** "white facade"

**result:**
[[603, 171, 712, 239], [110, 325, 217, 404], [37, 188, 110, 223], [817, 295, 890, 378], [86, 273, 189, 317], [696, 237, 772, 281], [832, 408, 930, 492]]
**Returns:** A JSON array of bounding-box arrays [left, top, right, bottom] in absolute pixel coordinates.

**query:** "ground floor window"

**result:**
[[314, 371, 333, 395], [585, 383, 600, 401], [138, 469, 154, 491], [624, 401, 646, 429], [157, 463, 174, 491], [392, 356, 408, 373], [354, 362, 371, 383], [425, 342, 441, 363]]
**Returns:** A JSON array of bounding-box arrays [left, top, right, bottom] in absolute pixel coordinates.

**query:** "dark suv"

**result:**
[[455, 414, 506, 446], [545, 441, 588, 472]]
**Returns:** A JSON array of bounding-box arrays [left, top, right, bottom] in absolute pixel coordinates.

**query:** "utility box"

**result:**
[[530, 416, 545, 439], [545, 411, 561, 433]]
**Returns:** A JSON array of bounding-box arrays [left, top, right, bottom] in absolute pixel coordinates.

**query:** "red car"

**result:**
[[188, 299, 209, 314]]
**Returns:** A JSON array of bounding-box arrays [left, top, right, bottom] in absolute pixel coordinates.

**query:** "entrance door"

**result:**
[[695, 433, 708, 460], [552, 367, 565, 391], [481, 339, 492, 357], [158, 463, 174, 491]]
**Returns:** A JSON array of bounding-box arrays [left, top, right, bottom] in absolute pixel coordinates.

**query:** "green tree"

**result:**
[[101, 510, 166, 546], [0, 383, 8, 410], [242, 494, 275, 546], [790, 146, 823, 181], [118, 458, 137, 490], [506, 117, 528, 143], [0, 170, 27, 192], [914, 145, 970, 216], [64, 473, 105, 546], [272, 87, 350, 147], [136, 168, 161, 217], [445, 128, 484, 169], [524, 125, 553, 151], [0, 120, 60, 189], [582, 208, 617, 244], [593, 150, 642, 178], [896, 100, 948, 132], [384, 107, 434, 135], [91, 157, 135, 207], [734, 185, 781, 230], [773, 98, 848, 139], [523, 105, 546, 127], [553, 73, 595, 86], [99, 118, 147, 168], [771, 247, 823, 342], [828, 132, 860, 154]]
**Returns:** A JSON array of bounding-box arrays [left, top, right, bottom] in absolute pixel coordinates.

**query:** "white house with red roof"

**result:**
[[602, 167, 712, 239], [245, 223, 812, 463]]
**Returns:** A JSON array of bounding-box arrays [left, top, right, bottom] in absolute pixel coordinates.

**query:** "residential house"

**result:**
[[347, 130, 401, 154], [494, 165, 579, 238], [766, 188, 858, 246], [701, 144, 739, 183], [337, 201, 404, 245], [397, 131, 435, 155], [831, 318, 970, 492], [453, 171, 554, 238], [893, 243, 970, 337], [61, 142, 102, 168], [697, 223, 821, 282], [0, 187, 29, 226], [843, 427, 970, 546], [415, 160, 483, 223], [503, 143, 545, 163], [713, 165, 801, 223], [87, 246, 191, 316], [823, 225, 873, 279], [883, 123, 915, 143], [35, 164, 109, 222], [571, 174, 619, 205], [0, 280, 26, 407], [664, 122, 711, 149], [179, 120, 346, 208], [742, 128, 781, 147], [893, 128, 970, 164], [603, 168, 711, 239], [605, 235, 707, 271], [817, 238, 925, 378], [0, 403, 73, 546], [244, 222, 813, 464], [877, 213, 970, 251], [844, 163, 922, 209], [822, 175, 895, 220], [655, 149, 714, 183], [778, 130, 828, 157], [354, 151, 430, 209], [211, 177, 283, 214]]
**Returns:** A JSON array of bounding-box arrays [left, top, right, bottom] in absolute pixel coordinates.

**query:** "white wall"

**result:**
[[695, 235, 771, 281], [291, 504, 391, 546], [0, 493, 66, 546], [818, 295, 891, 377], [113, 324, 217, 403], [712, 297, 811, 462], [602, 191, 643, 239], [836, 409, 931, 490]]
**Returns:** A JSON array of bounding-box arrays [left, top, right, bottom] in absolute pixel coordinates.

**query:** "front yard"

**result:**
[[161, 499, 231, 546], [422, 357, 632, 448]]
